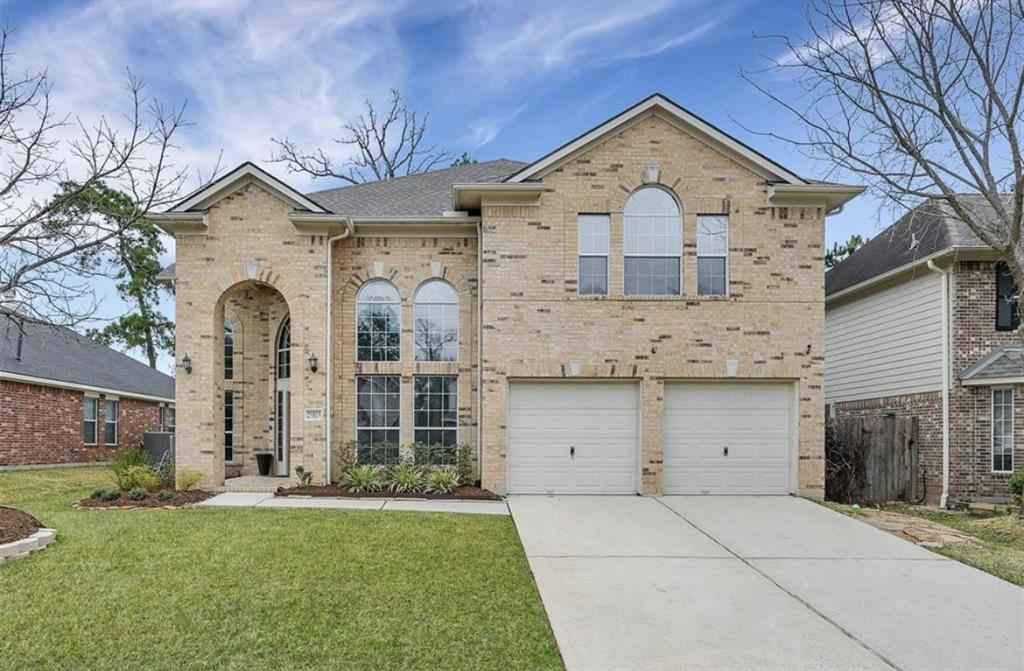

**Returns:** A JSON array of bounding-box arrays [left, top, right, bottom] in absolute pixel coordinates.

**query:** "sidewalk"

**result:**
[[195, 492, 509, 516]]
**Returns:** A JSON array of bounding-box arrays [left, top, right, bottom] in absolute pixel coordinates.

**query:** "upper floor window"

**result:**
[[578, 214, 610, 296], [357, 281, 400, 362], [224, 319, 235, 380], [697, 215, 728, 296], [276, 318, 291, 379], [996, 261, 1019, 332], [414, 280, 458, 362], [623, 187, 681, 295]]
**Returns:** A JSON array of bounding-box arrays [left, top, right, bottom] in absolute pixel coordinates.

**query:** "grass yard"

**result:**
[[827, 501, 1024, 587], [0, 467, 563, 671]]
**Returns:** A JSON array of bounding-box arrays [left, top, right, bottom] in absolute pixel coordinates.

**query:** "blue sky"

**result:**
[[6, 0, 886, 370]]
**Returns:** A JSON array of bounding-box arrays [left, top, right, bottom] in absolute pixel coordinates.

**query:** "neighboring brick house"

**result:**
[[0, 311, 175, 467], [826, 196, 1023, 505], [154, 93, 861, 496]]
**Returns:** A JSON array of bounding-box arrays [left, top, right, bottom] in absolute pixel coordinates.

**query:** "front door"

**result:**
[[275, 318, 291, 477]]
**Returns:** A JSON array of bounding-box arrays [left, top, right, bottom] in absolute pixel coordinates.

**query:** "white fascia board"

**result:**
[[506, 94, 806, 185], [170, 163, 328, 214], [961, 376, 1024, 386], [148, 211, 208, 236], [768, 184, 865, 212], [0, 371, 175, 404], [451, 183, 550, 210]]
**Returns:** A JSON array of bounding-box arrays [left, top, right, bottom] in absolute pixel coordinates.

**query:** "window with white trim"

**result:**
[[414, 376, 458, 463], [104, 399, 118, 445], [224, 319, 235, 380], [578, 214, 609, 296], [623, 187, 681, 295], [697, 215, 728, 296], [224, 390, 234, 463], [357, 281, 401, 361], [84, 397, 97, 444], [992, 388, 1014, 472], [414, 280, 458, 362], [356, 375, 400, 463], [276, 318, 291, 379]]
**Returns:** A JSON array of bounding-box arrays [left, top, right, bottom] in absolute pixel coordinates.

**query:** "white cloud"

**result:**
[[465, 103, 528, 148]]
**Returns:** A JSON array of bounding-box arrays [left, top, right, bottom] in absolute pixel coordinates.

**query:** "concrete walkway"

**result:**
[[195, 492, 509, 516], [509, 495, 1023, 671]]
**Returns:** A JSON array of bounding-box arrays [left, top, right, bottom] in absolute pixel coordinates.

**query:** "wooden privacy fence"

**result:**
[[825, 415, 920, 504]]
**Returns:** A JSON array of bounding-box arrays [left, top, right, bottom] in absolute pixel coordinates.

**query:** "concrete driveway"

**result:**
[[508, 496, 1023, 671]]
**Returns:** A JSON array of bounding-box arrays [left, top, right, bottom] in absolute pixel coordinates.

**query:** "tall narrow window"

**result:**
[[276, 318, 291, 379], [578, 214, 609, 296], [104, 399, 118, 445], [414, 376, 458, 463], [84, 397, 97, 444], [224, 390, 234, 462], [224, 319, 235, 380], [414, 280, 458, 361], [996, 261, 1020, 331], [697, 215, 728, 296], [992, 388, 1014, 472], [356, 281, 400, 361], [624, 187, 682, 295], [355, 375, 400, 463]]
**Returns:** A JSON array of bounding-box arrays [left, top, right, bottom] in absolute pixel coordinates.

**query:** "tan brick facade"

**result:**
[[171, 114, 829, 497]]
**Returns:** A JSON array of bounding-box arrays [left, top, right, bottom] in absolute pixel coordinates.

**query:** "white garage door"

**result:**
[[664, 382, 794, 495], [507, 381, 639, 494]]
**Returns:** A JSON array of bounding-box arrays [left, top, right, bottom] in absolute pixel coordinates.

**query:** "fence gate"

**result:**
[[827, 415, 919, 504]]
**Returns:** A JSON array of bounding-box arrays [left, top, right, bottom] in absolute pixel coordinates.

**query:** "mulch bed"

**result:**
[[276, 484, 503, 501], [77, 491, 213, 509], [0, 506, 43, 544]]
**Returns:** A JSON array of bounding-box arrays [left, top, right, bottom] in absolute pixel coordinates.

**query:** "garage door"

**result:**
[[507, 381, 639, 494], [663, 382, 794, 494]]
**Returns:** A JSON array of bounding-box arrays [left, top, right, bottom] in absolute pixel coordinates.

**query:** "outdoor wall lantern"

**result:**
[[182, 355, 192, 375], [308, 354, 319, 373]]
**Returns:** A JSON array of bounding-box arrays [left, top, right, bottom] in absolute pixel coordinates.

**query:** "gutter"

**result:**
[[324, 218, 355, 485], [0, 371, 175, 404], [927, 259, 951, 508]]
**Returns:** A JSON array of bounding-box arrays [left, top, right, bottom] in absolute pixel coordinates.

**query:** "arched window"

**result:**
[[356, 281, 400, 361], [276, 318, 290, 379], [414, 280, 458, 362], [224, 318, 235, 380], [623, 186, 682, 295]]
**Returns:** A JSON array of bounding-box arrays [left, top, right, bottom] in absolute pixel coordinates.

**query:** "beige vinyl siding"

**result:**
[[826, 272, 944, 403]]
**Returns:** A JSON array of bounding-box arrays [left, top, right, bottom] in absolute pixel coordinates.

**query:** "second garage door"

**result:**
[[663, 382, 795, 495], [507, 381, 639, 494]]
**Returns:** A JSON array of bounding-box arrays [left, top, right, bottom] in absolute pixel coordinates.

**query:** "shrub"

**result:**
[[90, 487, 107, 500], [342, 465, 384, 493], [426, 467, 460, 495], [99, 487, 121, 502], [128, 487, 148, 501], [156, 454, 175, 489], [109, 449, 152, 490], [178, 469, 203, 492], [356, 441, 399, 466], [157, 489, 175, 501], [295, 465, 313, 487], [113, 465, 161, 492], [389, 459, 424, 494], [456, 443, 473, 485], [412, 442, 457, 467], [1010, 469, 1024, 504]]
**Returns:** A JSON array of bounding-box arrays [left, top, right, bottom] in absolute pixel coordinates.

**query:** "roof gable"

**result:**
[[506, 93, 806, 185], [169, 162, 329, 214]]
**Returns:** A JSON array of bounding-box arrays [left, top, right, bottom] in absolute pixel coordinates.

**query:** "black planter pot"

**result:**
[[255, 453, 273, 476]]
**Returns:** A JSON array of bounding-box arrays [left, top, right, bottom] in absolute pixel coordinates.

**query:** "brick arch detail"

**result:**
[[342, 263, 473, 304]]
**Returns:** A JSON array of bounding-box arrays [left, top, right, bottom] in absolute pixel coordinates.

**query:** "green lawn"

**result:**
[[0, 467, 563, 671]]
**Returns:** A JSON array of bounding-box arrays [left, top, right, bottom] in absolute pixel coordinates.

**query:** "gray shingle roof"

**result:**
[[826, 196, 1000, 297], [0, 312, 175, 400], [155, 262, 175, 282], [307, 159, 527, 217], [961, 344, 1024, 382]]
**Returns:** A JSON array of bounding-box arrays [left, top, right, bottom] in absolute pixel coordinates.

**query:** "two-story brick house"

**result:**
[[154, 94, 861, 496], [826, 196, 1023, 505]]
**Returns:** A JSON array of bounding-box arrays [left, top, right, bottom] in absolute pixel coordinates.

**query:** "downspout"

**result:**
[[927, 259, 951, 508], [324, 218, 355, 485], [476, 219, 484, 487]]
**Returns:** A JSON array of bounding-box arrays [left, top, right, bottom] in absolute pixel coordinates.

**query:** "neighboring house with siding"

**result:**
[[153, 93, 862, 497], [0, 311, 175, 467], [825, 196, 1022, 505]]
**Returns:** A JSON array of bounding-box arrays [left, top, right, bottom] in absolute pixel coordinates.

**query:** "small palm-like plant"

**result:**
[[343, 465, 384, 493], [426, 467, 460, 495], [389, 460, 424, 494]]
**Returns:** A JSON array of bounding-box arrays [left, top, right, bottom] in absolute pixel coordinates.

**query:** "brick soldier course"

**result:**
[[155, 94, 862, 496]]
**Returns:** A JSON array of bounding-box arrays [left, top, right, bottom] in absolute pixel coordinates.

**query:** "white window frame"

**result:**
[[224, 318, 235, 380], [697, 214, 729, 297], [623, 186, 683, 296], [276, 317, 291, 380], [413, 375, 459, 454], [83, 397, 98, 445], [578, 214, 610, 296], [356, 280, 401, 362], [992, 387, 1014, 473], [224, 390, 235, 463], [355, 375, 402, 462], [104, 399, 119, 445], [413, 280, 459, 362]]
